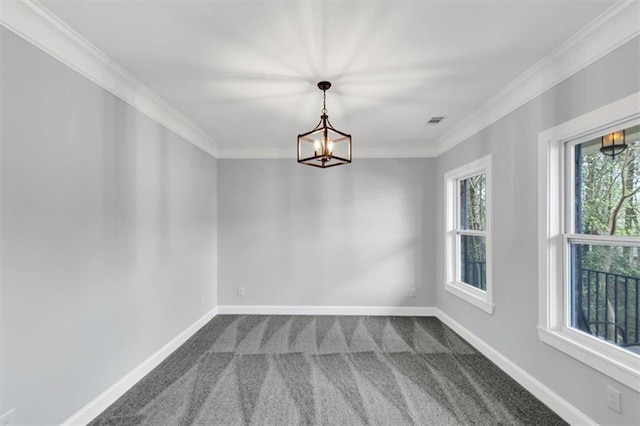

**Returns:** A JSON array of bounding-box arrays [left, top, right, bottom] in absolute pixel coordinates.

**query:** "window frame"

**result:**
[[444, 155, 494, 314], [538, 92, 640, 392]]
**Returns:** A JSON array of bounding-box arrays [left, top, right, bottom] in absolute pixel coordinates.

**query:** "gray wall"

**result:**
[[434, 36, 640, 425], [0, 29, 218, 424], [2, 16, 639, 426], [218, 159, 435, 307]]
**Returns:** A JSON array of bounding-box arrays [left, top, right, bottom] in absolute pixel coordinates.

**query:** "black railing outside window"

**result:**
[[576, 268, 639, 346], [463, 260, 639, 348]]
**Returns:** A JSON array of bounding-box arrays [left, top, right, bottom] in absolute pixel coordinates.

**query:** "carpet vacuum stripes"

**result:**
[[91, 315, 566, 425]]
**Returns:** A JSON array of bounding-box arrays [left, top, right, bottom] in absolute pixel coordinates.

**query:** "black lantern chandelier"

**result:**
[[600, 130, 627, 157], [297, 81, 352, 168]]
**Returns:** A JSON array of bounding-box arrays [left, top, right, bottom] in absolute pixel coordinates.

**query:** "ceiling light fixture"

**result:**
[[297, 81, 351, 168], [600, 130, 627, 157]]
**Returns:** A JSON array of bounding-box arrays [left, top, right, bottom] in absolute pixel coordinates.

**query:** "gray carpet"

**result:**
[[91, 315, 566, 425]]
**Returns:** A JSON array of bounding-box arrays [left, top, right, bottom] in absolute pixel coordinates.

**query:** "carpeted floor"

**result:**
[[91, 315, 566, 425]]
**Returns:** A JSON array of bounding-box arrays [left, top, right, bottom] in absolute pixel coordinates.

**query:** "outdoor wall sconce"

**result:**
[[600, 130, 627, 157]]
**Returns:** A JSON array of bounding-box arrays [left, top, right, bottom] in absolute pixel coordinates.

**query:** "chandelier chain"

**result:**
[[322, 89, 327, 115]]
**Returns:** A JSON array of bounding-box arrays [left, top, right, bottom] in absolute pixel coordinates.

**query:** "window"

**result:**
[[445, 155, 493, 314], [539, 92, 640, 392], [569, 128, 640, 353]]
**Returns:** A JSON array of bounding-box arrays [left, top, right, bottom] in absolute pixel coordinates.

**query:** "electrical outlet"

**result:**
[[237, 287, 245, 297], [410, 288, 417, 298], [606, 385, 621, 413], [0, 409, 15, 426]]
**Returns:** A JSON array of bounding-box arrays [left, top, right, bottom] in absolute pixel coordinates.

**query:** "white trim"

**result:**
[[538, 327, 640, 392], [62, 307, 218, 426], [435, 309, 595, 425], [565, 233, 640, 247], [216, 305, 437, 316], [537, 93, 640, 152], [215, 142, 437, 160], [538, 92, 640, 392], [444, 282, 495, 314], [0, 0, 218, 158], [444, 155, 494, 314], [456, 229, 486, 237], [1, 2, 636, 160], [433, 1, 640, 157]]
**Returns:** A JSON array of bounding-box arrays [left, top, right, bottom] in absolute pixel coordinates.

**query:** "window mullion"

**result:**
[[456, 229, 486, 237], [566, 233, 640, 247]]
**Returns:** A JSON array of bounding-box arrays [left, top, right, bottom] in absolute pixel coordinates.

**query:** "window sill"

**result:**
[[538, 326, 640, 392], [444, 281, 494, 314]]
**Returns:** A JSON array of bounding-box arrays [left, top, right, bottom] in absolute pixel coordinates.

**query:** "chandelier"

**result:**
[[297, 81, 352, 168]]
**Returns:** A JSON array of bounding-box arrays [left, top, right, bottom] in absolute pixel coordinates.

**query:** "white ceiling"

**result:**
[[40, 0, 615, 157]]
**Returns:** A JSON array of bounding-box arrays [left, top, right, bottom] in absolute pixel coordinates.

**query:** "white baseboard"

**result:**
[[60, 305, 592, 425], [216, 305, 437, 316], [434, 309, 594, 425], [62, 307, 218, 425]]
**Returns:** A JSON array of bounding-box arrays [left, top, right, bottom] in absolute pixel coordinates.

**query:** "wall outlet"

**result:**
[[0, 409, 15, 426], [237, 287, 245, 297], [410, 288, 417, 298], [606, 385, 621, 413]]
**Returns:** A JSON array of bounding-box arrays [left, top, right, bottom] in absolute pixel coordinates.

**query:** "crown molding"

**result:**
[[432, 0, 640, 157], [218, 0, 639, 160], [215, 142, 438, 159], [1, 1, 637, 160], [0, 0, 219, 158]]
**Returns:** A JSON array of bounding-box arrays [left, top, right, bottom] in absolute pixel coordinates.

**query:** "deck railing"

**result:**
[[577, 268, 639, 346], [460, 260, 639, 347]]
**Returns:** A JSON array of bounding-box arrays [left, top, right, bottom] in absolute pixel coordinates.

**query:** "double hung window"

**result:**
[[445, 155, 493, 314], [539, 93, 640, 391], [567, 127, 640, 355]]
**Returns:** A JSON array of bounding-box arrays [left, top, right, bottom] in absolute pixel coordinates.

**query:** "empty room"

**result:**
[[1, 0, 639, 424]]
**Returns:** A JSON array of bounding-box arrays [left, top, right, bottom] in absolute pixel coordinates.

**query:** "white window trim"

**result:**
[[445, 155, 494, 314], [538, 91, 640, 392]]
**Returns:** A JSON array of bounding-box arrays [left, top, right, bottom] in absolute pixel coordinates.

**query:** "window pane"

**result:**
[[570, 242, 640, 354], [575, 125, 640, 236], [460, 235, 486, 290], [459, 174, 486, 231]]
